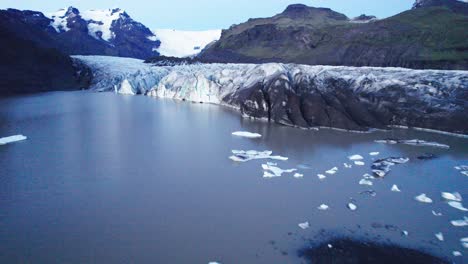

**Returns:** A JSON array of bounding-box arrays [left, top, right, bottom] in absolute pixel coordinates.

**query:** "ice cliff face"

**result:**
[[73, 55, 468, 134]]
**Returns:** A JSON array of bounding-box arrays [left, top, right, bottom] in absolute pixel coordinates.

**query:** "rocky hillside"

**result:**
[[74, 55, 468, 135], [199, 1, 468, 70], [0, 7, 160, 59], [0, 12, 91, 95]]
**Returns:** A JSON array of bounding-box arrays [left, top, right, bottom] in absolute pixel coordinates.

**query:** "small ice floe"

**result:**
[[453, 251, 462, 257], [454, 165, 468, 171], [415, 193, 433, 203], [297, 164, 312, 170], [232, 131, 262, 138], [402, 230, 409, 236], [262, 163, 296, 178], [229, 150, 288, 162], [450, 217, 468, 227], [293, 173, 304, 178], [208, 262, 221, 264], [371, 157, 409, 178], [375, 139, 450, 149], [327, 244, 333, 249], [435, 232, 444, 241], [298, 221, 310, 230], [354, 161, 365, 166], [347, 203, 357, 211], [325, 167, 338, 175], [441, 192, 462, 202], [462, 237, 468, 248], [343, 163, 352, 168], [461, 171, 468, 177], [359, 179, 373, 186], [348, 154, 364, 160], [391, 185, 401, 192], [432, 210, 443, 216], [318, 204, 329, 210], [448, 201, 468, 211], [317, 174, 327, 180], [369, 152, 380, 156], [0, 135, 27, 145]]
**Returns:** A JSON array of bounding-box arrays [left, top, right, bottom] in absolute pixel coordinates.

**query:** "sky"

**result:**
[[0, 0, 415, 30]]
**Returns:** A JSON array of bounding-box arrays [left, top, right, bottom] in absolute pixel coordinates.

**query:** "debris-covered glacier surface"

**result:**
[[74, 55, 468, 134]]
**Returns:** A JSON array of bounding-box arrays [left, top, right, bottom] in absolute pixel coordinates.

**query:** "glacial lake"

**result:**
[[0, 91, 467, 263]]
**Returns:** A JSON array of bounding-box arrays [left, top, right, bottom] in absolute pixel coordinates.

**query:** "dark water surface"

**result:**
[[0, 92, 467, 263]]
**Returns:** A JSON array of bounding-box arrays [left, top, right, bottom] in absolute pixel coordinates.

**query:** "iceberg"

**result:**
[[325, 167, 338, 175], [415, 193, 433, 203], [317, 174, 326, 180], [293, 173, 304, 178], [448, 201, 468, 211], [461, 237, 468, 249], [262, 163, 296, 177], [441, 192, 462, 202], [435, 232, 444, 241], [450, 217, 468, 227], [354, 161, 365, 166], [461, 171, 468, 177], [229, 150, 287, 162], [453, 251, 462, 257], [298, 221, 310, 229], [359, 179, 373, 186], [318, 204, 329, 210], [0, 135, 27, 145], [371, 157, 409, 178], [402, 230, 409, 236], [348, 154, 364, 160], [347, 203, 357, 211], [369, 152, 380, 156], [375, 139, 450, 149], [231, 131, 262, 138], [391, 185, 401, 192]]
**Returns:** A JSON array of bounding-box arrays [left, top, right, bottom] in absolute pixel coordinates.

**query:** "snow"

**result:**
[[415, 193, 432, 203], [0, 135, 27, 145], [231, 131, 262, 138], [391, 185, 401, 192], [48, 9, 70, 32], [153, 29, 221, 57], [298, 221, 310, 229], [80, 9, 125, 41]]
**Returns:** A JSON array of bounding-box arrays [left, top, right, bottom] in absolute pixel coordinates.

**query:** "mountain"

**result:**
[[152, 29, 221, 58], [1, 7, 161, 59], [0, 11, 91, 95], [199, 1, 468, 70]]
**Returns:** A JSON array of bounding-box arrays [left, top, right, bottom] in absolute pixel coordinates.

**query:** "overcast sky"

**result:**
[[0, 0, 414, 30]]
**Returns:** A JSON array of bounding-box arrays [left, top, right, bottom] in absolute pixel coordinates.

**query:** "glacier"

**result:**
[[73, 55, 468, 135]]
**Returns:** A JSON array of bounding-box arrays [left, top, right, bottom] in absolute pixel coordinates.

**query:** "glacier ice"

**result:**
[[231, 131, 262, 138], [415, 193, 432, 203], [0, 135, 27, 145]]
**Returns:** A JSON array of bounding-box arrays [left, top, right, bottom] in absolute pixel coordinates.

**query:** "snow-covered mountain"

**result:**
[[73, 55, 468, 135], [152, 29, 221, 57]]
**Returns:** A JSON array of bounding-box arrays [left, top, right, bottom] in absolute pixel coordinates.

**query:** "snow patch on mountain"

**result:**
[[80, 9, 125, 41], [152, 29, 221, 57], [48, 9, 70, 32]]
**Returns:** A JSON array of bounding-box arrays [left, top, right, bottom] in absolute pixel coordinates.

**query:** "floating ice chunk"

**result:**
[[371, 157, 409, 178], [435, 232, 444, 241], [298, 221, 310, 229], [375, 139, 398, 144], [318, 204, 329, 210], [402, 230, 409, 236], [461, 171, 468, 177], [354, 161, 365, 166], [262, 163, 296, 177], [297, 164, 312, 169], [453, 251, 462, 257], [441, 192, 462, 202], [391, 185, 401, 192], [232, 131, 262, 138], [362, 173, 374, 179], [347, 203, 357, 211], [375, 139, 450, 149], [448, 201, 468, 211], [462, 237, 468, 248], [229, 150, 288, 162], [208, 262, 221, 264], [369, 152, 380, 156], [325, 167, 338, 175], [450, 217, 468, 227], [293, 173, 304, 178], [359, 179, 373, 186], [348, 155, 364, 160], [317, 174, 326, 180], [360, 190, 377, 197], [343, 163, 352, 168], [455, 165, 468, 171], [0, 135, 27, 145], [327, 244, 333, 248], [432, 210, 443, 216], [415, 193, 433, 203]]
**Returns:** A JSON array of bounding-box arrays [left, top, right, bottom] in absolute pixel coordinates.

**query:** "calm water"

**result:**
[[0, 91, 467, 263]]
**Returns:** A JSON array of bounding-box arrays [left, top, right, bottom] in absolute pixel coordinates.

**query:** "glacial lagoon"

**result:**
[[0, 91, 467, 263]]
